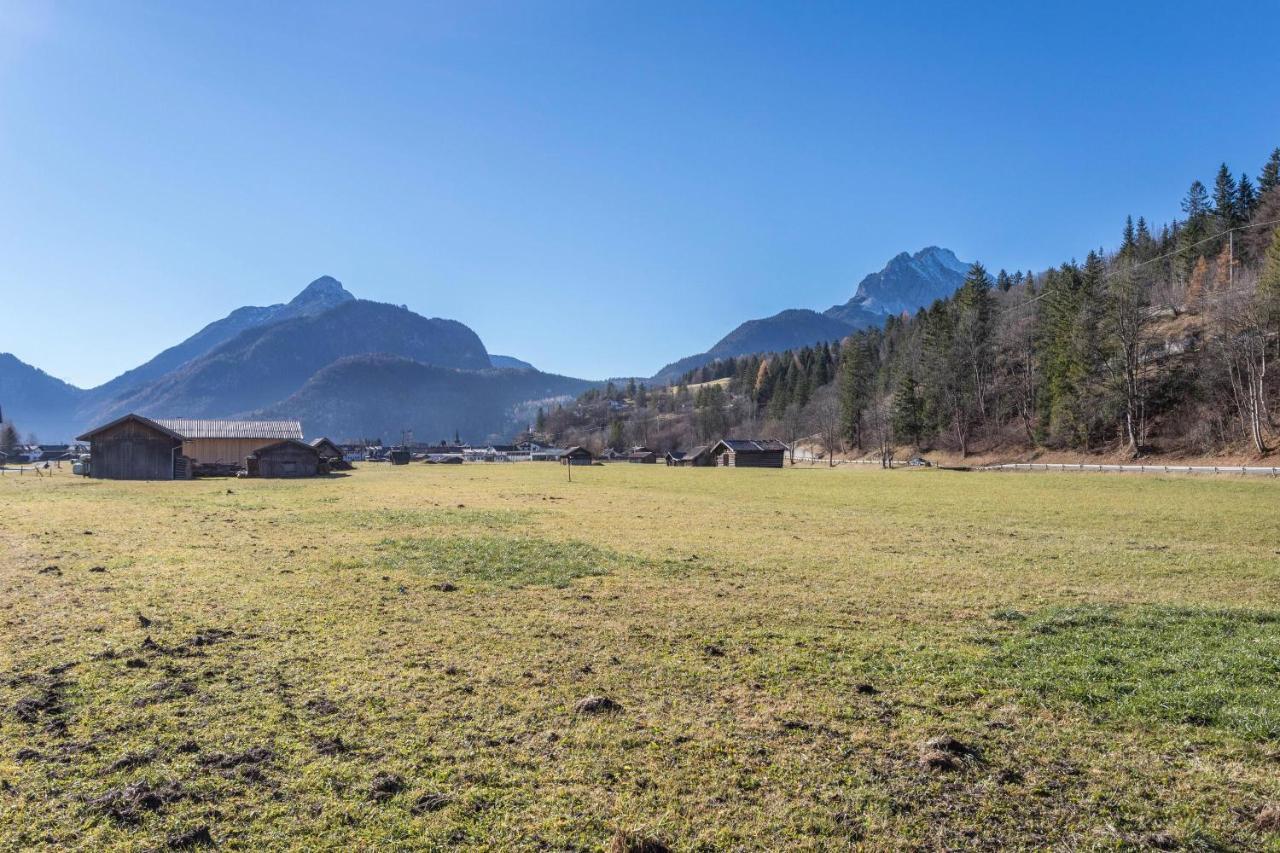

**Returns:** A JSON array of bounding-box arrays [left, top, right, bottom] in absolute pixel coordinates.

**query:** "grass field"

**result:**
[[1, 464, 1278, 850]]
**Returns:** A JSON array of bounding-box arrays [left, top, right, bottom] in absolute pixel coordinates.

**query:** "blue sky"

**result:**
[[2, 1, 1278, 386]]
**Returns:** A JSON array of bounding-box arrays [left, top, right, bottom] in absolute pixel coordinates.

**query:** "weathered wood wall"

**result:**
[[255, 444, 320, 478], [182, 438, 279, 466], [716, 450, 785, 468], [89, 421, 179, 480]]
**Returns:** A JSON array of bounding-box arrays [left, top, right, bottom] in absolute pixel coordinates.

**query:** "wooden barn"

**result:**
[[710, 439, 788, 468], [246, 440, 321, 478], [77, 414, 191, 480], [154, 419, 304, 467], [309, 437, 343, 460], [664, 451, 685, 466], [674, 445, 713, 467], [627, 446, 658, 464], [560, 446, 594, 466]]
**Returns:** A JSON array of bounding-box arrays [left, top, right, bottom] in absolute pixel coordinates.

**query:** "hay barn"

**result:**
[[710, 439, 787, 468], [246, 440, 321, 478], [154, 419, 303, 467], [76, 414, 190, 481], [675, 445, 713, 467], [627, 446, 658, 464], [309, 437, 343, 460], [560, 446, 594, 466]]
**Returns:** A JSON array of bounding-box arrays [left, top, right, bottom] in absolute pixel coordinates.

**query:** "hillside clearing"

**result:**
[[1, 465, 1278, 849]]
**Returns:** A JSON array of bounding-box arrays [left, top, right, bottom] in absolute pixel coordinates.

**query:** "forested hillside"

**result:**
[[535, 149, 1280, 461]]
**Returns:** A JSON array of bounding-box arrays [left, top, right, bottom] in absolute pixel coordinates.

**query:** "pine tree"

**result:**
[[1121, 215, 1136, 254], [891, 370, 924, 447], [1212, 163, 1238, 223], [837, 336, 874, 449], [1182, 179, 1210, 219], [996, 269, 1012, 292], [1259, 148, 1280, 195], [1237, 172, 1257, 216], [0, 422, 18, 455]]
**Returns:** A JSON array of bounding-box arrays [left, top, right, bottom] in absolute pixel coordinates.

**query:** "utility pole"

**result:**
[[1229, 229, 1234, 289]]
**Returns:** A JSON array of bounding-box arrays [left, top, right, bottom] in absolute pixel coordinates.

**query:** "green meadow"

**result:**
[[1, 464, 1278, 850]]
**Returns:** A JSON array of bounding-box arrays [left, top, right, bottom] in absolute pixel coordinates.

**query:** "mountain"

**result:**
[[825, 246, 968, 323], [0, 354, 85, 440], [652, 247, 970, 381], [5, 275, 592, 443], [490, 354, 535, 370], [89, 300, 491, 424], [653, 309, 856, 381], [89, 276, 355, 401], [257, 354, 593, 441]]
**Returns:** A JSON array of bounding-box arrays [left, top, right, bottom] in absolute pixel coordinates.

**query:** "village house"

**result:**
[[710, 439, 788, 468]]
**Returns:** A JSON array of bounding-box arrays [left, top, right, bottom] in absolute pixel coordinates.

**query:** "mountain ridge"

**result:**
[[651, 246, 971, 381]]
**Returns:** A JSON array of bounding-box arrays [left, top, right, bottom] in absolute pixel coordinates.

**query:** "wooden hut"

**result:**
[[154, 419, 303, 468], [560, 446, 594, 466], [246, 440, 321, 478], [710, 439, 787, 468], [627, 446, 658, 464], [675, 445, 713, 467], [76, 414, 190, 480], [309, 437, 343, 460], [388, 448, 412, 465]]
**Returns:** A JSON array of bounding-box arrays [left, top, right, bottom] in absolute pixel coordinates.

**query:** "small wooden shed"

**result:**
[[246, 440, 321, 478], [675, 445, 713, 467], [627, 446, 658, 464], [710, 439, 787, 468], [560, 446, 594, 466], [76, 414, 190, 480], [309, 437, 343, 460]]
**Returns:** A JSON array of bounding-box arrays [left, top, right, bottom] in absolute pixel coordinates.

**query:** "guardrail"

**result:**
[[982, 462, 1280, 476]]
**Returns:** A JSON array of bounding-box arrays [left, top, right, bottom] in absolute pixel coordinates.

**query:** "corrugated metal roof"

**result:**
[[155, 419, 303, 440]]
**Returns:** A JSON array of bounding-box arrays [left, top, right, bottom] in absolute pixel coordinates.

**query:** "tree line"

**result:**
[[534, 148, 1280, 461]]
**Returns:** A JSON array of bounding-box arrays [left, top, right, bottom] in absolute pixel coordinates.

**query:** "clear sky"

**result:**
[[2, 1, 1278, 386]]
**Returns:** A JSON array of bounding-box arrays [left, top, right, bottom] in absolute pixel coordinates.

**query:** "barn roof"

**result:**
[[684, 444, 711, 458], [714, 439, 788, 453], [247, 439, 320, 458], [77, 413, 186, 442], [155, 419, 303, 440]]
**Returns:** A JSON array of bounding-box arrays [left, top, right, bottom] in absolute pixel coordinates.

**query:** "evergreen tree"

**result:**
[[1182, 179, 1210, 219], [891, 370, 924, 447], [996, 268, 1012, 291], [535, 407, 546, 432], [1121, 215, 1136, 254], [1237, 172, 1257, 216], [1259, 148, 1280, 195], [837, 336, 874, 449], [0, 422, 18, 455], [1212, 164, 1238, 224]]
